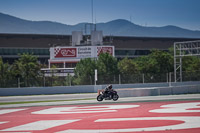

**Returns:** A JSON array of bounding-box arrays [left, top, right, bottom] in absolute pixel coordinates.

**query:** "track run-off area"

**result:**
[[0, 95, 200, 133]]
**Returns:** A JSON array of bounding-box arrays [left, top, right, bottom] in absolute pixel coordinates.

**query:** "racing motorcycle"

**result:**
[[97, 89, 119, 101]]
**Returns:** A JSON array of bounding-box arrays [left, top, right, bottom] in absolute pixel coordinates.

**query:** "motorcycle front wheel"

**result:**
[[97, 94, 104, 101], [113, 94, 119, 101]]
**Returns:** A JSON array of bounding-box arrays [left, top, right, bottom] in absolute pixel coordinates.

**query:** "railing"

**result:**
[[1, 71, 200, 88]]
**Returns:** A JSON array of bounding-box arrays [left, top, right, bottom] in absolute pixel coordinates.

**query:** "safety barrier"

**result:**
[[0, 81, 200, 96]]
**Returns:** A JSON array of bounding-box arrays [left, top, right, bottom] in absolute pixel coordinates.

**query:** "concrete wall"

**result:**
[[0, 81, 200, 96], [117, 85, 200, 97], [0, 85, 96, 96]]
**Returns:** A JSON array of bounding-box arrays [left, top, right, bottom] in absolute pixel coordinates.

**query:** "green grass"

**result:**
[[0, 98, 95, 105]]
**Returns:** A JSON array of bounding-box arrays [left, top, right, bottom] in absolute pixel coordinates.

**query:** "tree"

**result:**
[[134, 50, 173, 83], [74, 58, 96, 85], [182, 56, 200, 72], [96, 53, 118, 76], [0, 57, 14, 87], [12, 53, 40, 87], [134, 55, 156, 74], [118, 57, 138, 75], [74, 53, 119, 85], [118, 57, 140, 84], [135, 50, 173, 74], [149, 49, 173, 74], [181, 56, 200, 81], [96, 53, 119, 84]]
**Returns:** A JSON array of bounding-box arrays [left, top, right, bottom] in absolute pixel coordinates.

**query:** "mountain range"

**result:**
[[1, 12, 200, 38]]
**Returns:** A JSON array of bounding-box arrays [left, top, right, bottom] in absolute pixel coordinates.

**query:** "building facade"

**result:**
[[0, 33, 199, 66]]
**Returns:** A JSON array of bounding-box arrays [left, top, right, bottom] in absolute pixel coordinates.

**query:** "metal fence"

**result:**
[[1, 71, 200, 88]]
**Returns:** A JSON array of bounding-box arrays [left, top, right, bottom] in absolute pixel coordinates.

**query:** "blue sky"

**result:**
[[0, 0, 200, 30]]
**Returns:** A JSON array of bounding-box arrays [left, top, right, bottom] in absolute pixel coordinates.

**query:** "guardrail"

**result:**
[[0, 81, 200, 96]]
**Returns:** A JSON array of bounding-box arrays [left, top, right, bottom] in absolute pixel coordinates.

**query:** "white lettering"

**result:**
[[150, 102, 200, 113], [57, 117, 200, 133], [0, 109, 27, 115], [1, 120, 80, 131], [32, 105, 139, 114]]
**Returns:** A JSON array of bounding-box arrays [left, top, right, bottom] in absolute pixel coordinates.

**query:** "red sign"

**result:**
[[97, 47, 113, 56], [54, 48, 77, 58]]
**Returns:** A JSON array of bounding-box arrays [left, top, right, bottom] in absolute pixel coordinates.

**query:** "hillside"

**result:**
[[1, 12, 200, 38]]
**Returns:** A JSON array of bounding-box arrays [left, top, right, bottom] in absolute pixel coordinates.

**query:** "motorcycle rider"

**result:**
[[104, 84, 114, 98], [97, 84, 118, 101]]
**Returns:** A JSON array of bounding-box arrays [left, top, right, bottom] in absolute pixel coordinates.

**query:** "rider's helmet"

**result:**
[[108, 84, 112, 89]]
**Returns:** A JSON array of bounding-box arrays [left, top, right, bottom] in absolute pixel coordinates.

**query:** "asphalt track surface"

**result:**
[[0, 93, 97, 103], [0, 94, 200, 133]]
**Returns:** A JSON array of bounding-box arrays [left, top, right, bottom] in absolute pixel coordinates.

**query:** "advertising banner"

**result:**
[[97, 46, 113, 56], [77, 47, 93, 58], [50, 46, 114, 60], [54, 48, 77, 58]]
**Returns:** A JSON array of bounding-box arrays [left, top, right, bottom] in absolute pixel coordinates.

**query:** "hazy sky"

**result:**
[[0, 0, 200, 30]]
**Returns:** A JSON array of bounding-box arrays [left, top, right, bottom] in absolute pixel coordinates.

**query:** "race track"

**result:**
[[0, 96, 200, 133]]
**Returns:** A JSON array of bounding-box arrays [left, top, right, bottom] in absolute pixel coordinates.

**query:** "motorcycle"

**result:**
[[97, 89, 119, 101]]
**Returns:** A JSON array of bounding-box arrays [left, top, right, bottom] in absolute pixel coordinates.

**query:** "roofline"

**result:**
[[110, 35, 200, 40], [0, 33, 200, 40], [0, 33, 71, 37]]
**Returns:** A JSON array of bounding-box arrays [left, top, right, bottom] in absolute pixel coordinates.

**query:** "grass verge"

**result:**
[[0, 98, 95, 105]]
